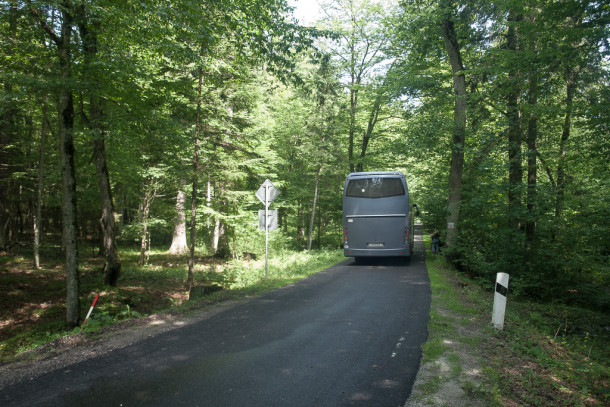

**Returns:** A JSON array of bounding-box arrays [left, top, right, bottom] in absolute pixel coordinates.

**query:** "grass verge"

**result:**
[[407, 238, 490, 407], [409, 236, 609, 406]]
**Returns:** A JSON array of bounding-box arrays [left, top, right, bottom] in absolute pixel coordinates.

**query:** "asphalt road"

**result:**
[[2, 228, 430, 407]]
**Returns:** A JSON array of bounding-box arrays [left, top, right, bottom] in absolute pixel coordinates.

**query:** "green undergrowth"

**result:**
[[419, 234, 609, 406], [487, 299, 609, 406], [0, 248, 344, 361]]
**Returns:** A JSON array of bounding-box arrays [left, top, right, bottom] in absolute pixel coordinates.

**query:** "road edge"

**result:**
[[404, 227, 490, 407]]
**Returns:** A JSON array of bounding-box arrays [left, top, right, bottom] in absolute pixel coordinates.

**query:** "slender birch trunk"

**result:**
[[307, 166, 321, 251], [34, 99, 47, 269], [138, 180, 156, 266]]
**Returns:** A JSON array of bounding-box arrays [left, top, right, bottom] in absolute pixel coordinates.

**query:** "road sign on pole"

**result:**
[[258, 209, 278, 231], [256, 179, 280, 208], [256, 179, 280, 278]]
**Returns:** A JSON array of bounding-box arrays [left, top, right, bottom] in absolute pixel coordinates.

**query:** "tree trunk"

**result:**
[[347, 33, 361, 174], [34, 99, 47, 269], [54, 6, 81, 328], [169, 189, 188, 254], [441, 10, 467, 249], [355, 98, 382, 173], [307, 166, 321, 251], [206, 178, 212, 229], [138, 203, 150, 267], [28, 0, 84, 327], [355, 61, 394, 173], [317, 207, 323, 250], [506, 12, 523, 232], [76, 7, 121, 286], [348, 81, 358, 173], [187, 68, 204, 293], [555, 68, 577, 221], [213, 196, 230, 259], [297, 201, 305, 247], [94, 138, 121, 285], [525, 69, 538, 252], [138, 180, 156, 266], [215, 221, 230, 258], [212, 217, 220, 252], [0, 1, 17, 249]]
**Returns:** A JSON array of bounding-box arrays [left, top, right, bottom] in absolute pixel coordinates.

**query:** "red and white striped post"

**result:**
[[81, 294, 100, 329]]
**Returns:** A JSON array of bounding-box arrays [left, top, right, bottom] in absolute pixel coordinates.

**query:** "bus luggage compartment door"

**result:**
[[345, 214, 406, 253]]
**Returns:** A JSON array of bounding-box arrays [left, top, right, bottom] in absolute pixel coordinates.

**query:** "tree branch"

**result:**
[[26, 0, 61, 45], [536, 151, 556, 190]]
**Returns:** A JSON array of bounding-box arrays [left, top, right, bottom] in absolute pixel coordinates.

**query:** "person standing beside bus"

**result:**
[[430, 228, 441, 254]]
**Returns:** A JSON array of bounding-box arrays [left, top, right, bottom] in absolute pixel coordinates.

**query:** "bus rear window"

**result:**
[[346, 177, 405, 198]]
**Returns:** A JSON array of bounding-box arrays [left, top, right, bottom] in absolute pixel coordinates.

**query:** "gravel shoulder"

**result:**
[[404, 250, 490, 407]]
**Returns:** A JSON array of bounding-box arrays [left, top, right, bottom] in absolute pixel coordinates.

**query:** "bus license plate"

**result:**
[[368, 242, 384, 247]]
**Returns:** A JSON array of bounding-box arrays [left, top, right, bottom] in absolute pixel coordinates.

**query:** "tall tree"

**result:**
[[137, 178, 158, 267], [524, 11, 539, 253], [33, 99, 47, 269], [186, 44, 204, 293], [27, 0, 80, 327], [506, 10, 524, 233], [525, 62, 538, 252], [0, 0, 18, 249], [320, 0, 390, 172], [304, 55, 342, 250], [440, 0, 467, 249], [75, 4, 121, 286]]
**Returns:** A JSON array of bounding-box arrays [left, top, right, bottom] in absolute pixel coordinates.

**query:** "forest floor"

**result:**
[[0, 245, 343, 360], [0, 249, 204, 356]]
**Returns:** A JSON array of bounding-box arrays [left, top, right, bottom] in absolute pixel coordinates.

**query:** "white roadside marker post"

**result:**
[[492, 273, 509, 330]]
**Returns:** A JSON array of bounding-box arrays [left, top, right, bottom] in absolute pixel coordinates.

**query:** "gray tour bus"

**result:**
[[342, 171, 416, 260]]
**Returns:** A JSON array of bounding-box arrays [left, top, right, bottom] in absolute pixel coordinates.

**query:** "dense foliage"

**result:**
[[1, 0, 608, 325], [391, 0, 609, 307]]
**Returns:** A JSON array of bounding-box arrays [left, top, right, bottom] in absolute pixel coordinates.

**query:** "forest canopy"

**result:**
[[1, 0, 608, 326]]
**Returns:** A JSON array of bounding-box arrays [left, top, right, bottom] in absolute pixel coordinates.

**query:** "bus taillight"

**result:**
[[343, 227, 348, 248], [405, 226, 409, 242]]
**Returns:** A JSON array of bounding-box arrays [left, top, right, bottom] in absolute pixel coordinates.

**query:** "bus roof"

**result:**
[[346, 171, 404, 178]]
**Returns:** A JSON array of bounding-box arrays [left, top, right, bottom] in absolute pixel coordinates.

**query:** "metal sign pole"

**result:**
[[265, 184, 269, 279], [256, 179, 278, 280]]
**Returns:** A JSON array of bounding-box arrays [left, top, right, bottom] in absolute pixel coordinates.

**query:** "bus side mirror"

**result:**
[[413, 204, 420, 217]]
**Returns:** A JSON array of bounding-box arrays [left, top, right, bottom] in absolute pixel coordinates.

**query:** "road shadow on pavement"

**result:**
[[350, 257, 411, 267]]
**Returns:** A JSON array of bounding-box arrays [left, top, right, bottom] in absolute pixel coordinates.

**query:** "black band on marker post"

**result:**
[[495, 282, 508, 297]]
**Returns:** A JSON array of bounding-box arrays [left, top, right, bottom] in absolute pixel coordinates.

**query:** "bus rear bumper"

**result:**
[[344, 247, 411, 257]]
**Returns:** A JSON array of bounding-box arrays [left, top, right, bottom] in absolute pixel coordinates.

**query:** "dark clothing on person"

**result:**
[[431, 230, 440, 254]]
